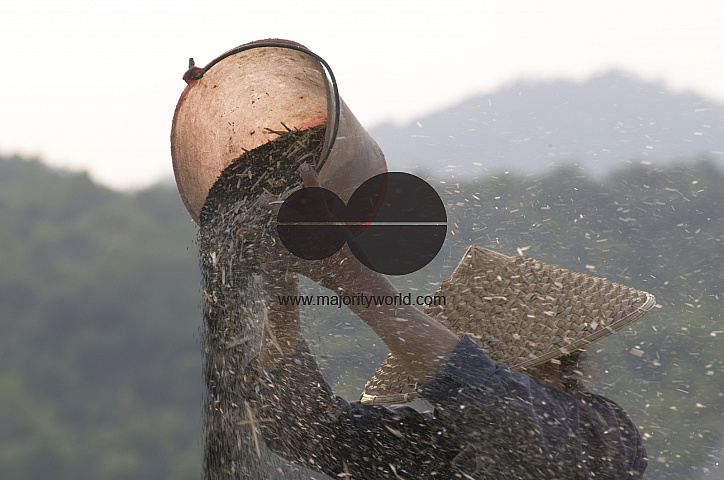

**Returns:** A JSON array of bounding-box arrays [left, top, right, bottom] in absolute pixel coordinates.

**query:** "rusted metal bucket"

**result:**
[[171, 38, 387, 223]]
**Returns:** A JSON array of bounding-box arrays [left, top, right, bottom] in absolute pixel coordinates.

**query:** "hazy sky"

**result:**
[[2, 0, 723, 190]]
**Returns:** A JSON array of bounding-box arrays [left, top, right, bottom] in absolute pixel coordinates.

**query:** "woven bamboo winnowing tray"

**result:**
[[361, 246, 656, 405]]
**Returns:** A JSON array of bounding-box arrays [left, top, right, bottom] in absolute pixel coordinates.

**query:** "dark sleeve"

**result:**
[[417, 335, 648, 479], [247, 340, 447, 479]]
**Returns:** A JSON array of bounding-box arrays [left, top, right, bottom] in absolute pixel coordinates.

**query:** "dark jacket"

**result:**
[[246, 335, 647, 479]]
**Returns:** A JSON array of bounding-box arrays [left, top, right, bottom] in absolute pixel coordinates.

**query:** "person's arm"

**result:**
[[241, 162, 459, 382], [250, 259, 447, 479], [319, 245, 458, 383]]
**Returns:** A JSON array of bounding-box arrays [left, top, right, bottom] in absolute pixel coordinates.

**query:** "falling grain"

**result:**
[[198, 124, 329, 479]]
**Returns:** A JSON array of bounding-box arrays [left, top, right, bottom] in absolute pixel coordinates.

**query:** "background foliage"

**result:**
[[1, 153, 722, 479]]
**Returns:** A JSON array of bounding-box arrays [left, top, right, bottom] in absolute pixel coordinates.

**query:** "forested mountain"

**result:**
[[1, 153, 723, 479], [0, 155, 201, 479]]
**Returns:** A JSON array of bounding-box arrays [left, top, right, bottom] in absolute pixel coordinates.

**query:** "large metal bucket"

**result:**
[[171, 39, 387, 223]]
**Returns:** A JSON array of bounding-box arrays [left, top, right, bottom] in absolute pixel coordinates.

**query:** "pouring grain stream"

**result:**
[[198, 125, 330, 479]]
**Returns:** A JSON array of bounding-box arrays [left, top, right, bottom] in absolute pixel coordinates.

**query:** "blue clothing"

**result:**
[[247, 335, 647, 479]]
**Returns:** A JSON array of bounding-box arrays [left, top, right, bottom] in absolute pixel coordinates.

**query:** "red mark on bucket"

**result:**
[[297, 116, 327, 131]]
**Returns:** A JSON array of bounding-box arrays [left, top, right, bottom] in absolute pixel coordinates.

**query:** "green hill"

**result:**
[[1, 153, 723, 479], [0, 155, 201, 479]]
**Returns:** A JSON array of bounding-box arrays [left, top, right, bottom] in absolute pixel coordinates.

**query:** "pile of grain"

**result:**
[[198, 124, 330, 479]]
